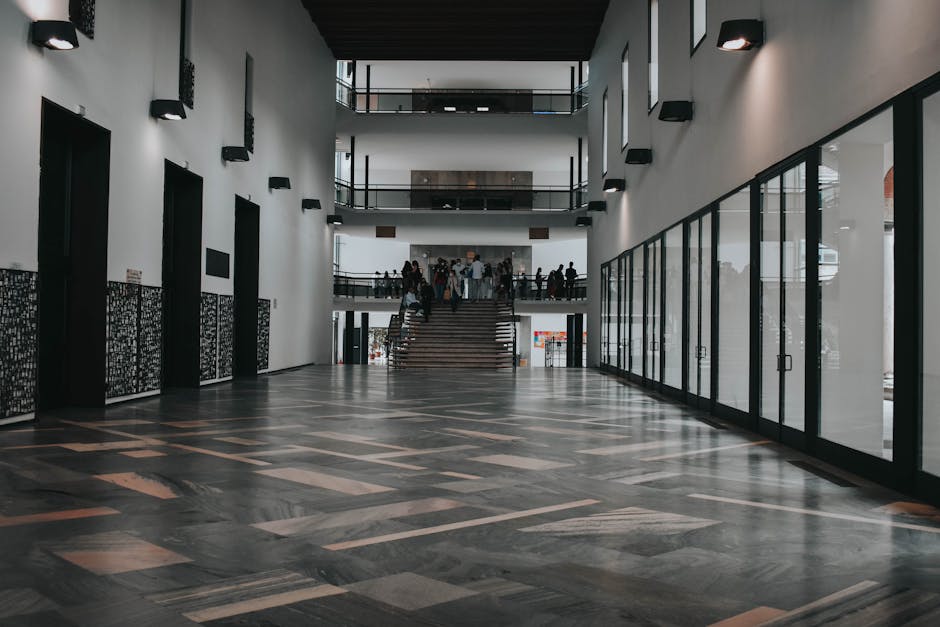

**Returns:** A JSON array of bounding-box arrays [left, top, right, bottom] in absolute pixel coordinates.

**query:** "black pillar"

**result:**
[[569, 156, 575, 210], [574, 313, 584, 367], [344, 310, 355, 365], [360, 312, 369, 365], [364, 155, 370, 210], [349, 135, 356, 204], [365, 64, 371, 112], [566, 314, 575, 367]]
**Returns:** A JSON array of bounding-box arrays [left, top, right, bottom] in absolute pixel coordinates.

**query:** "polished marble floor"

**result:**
[[2, 366, 940, 626]]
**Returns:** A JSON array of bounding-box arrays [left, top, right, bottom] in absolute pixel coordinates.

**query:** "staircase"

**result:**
[[391, 301, 514, 369]]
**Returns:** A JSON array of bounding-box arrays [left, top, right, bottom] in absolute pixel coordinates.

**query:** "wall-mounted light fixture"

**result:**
[[658, 101, 694, 122], [301, 198, 321, 211], [149, 99, 186, 121], [31, 21, 79, 50], [221, 146, 250, 162], [269, 177, 291, 190], [576, 216, 593, 227], [327, 214, 344, 225], [625, 148, 653, 165], [717, 19, 764, 51], [603, 178, 626, 193], [587, 200, 608, 212]]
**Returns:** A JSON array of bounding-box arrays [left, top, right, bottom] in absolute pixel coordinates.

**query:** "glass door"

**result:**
[[645, 239, 662, 382], [619, 253, 629, 372], [687, 211, 713, 402], [630, 248, 644, 375], [760, 162, 807, 433], [607, 262, 618, 367], [601, 264, 610, 366]]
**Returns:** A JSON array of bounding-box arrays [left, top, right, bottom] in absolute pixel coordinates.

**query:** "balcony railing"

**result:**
[[335, 181, 588, 212], [336, 80, 589, 115], [334, 273, 587, 301]]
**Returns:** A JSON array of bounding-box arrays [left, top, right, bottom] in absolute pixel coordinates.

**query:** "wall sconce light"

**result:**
[[717, 19, 764, 51], [31, 21, 79, 50], [150, 99, 186, 121], [625, 148, 653, 165], [587, 200, 608, 212], [576, 216, 593, 227], [327, 214, 344, 225], [658, 101, 694, 122], [301, 198, 321, 211], [268, 177, 291, 190], [603, 178, 626, 193], [222, 146, 250, 162]]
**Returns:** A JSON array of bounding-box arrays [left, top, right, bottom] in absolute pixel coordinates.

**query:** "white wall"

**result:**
[[532, 239, 587, 277], [355, 60, 576, 90], [0, 0, 337, 371], [335, 235, 411, 275], [585, 0, 940, 366]]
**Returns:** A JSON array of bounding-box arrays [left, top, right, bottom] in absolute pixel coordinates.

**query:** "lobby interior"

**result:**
[[3, 1, 940, 625]]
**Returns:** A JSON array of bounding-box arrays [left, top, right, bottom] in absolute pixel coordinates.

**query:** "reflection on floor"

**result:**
[[1, 366, 940, 626]]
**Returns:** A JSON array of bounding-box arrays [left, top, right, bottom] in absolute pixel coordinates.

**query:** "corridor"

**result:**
[[1, 367, 939, 625]]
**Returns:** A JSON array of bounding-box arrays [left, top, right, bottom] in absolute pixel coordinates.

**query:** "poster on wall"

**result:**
[[533, 331, 587, 348]]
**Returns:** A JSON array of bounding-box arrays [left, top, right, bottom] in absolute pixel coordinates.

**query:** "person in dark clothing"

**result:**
[[554, 264, 565, 299], [401, 260, 413, 291], [565, 262, 578, 300], [419, 279, 434, 321], [535, 267, 543, 300]]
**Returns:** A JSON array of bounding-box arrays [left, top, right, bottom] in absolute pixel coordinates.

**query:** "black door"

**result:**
[[233, 196, 260, 377], [37, 100, 111, 410], [162, 161, 203, 388]]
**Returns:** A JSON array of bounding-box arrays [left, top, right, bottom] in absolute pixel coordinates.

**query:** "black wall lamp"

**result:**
[[221, 146, 250, 162], [327, 214, 343, 225], [269, 177, 291, 190], [31, 21, 79, 50], [603, 178, 626, 193], [301, 198, 321, 211], [576, 216, 593, 227], [625, 148, 653, 165], [717, 19, 764, 51], [659, 101, 694, 122], [150, 99, 186, 121], [587, 200, 608, 212]]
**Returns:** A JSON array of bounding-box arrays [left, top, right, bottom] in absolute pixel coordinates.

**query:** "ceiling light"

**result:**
[[31, 21, 79, 50], [269, 177, 291, 190], [476, 106, 489, 112], [717, 19, 764, 51], [658, 101, 694, 122], [576, 216, 593, 227], [603, 178, 626, 193], [625, 148, 653, 165], [443, 106, 457, 112], [150, 99, 186, 121], [221, 146, 250, 162]]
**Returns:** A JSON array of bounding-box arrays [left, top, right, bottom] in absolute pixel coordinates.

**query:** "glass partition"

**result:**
[[688, 212, 713, 399], [924, 90, 940, 475], [820, 109, 894, 459], [601, 264, 610, 366], [663, 225, 684, 388], [631, 248, 644, 375], [607, 261, 618, 365], [618, 254, 628, 371], [717, 188, 750, 411], [646, 239, 662, 381]]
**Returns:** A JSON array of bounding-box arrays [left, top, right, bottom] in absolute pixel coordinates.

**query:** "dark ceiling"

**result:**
[[300, 0, 611, 61]]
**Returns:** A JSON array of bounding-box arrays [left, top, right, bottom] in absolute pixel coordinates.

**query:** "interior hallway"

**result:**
[[1, 367, 940, 626]]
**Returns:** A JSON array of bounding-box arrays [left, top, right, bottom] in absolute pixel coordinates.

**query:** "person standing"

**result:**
[[433, 262, 447, 302], [373, 271, 383, 299], [419, 279, 435, 321], [447, 269, 461, 312], [535, 267, 543, 300], [392, 269, 401, 298], [565, 261, 578, 300], [470, 255, 484, 302], [401, 260, 413, 292], [454, 258, 466, 299]]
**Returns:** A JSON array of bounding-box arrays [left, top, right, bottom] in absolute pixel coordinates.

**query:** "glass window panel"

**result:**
[[664, 225, 684, 388], [601, 264, 610, 365], [688, 213, 713, 399], [648, 0, 659, 110], [760, 178, 782, 423], [631, 248, 645, 375], [700, 212, 712, 396], [717, 188, 750, 410], [821, 109, 893, 459], [619, 254, 628, 371], [688, 219, 701, 392], [621, 47, 629, 148], [782, 163, 806, 432], [924, 91, 940, 475], [646, 240, 661, 381], [607, 261, 618, 365], [692, 0, 707, 50], [602, 90, 609, 174]]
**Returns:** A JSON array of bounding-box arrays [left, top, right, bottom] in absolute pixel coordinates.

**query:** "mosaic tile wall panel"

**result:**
[[200, 293, 219, 382], [138, 286, 163, 392], [106, 282, 139, 398], [0, 269, 38, 418], [218, 295, 234, 379], [258, 299, 271, 371]]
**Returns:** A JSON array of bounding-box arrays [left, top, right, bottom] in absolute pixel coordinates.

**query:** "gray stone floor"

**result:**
[[1, 366, 940, 625]]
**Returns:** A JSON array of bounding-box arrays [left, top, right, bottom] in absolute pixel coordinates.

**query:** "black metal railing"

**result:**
[[334, 180, 588, 212], [336, 82, 589, 115], [334, 273, 587, 302]]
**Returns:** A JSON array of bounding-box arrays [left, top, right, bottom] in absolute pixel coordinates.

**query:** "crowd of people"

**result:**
[[369, 257, 581, 321]]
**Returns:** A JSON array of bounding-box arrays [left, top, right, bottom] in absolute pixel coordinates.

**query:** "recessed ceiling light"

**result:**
[[476, 106, 489, 112], [444, 106, 457, 112]]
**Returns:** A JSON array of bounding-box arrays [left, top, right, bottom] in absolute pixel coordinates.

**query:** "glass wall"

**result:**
[[924, 90, 940, 475], [631, 251, 644, 375], [619, 254, 628, 371], [648, 0, 659, 110], [663, 225, 684, 388], [646, 240, 661, 381], [621, 46, 629, 149], [820, 110, 894, 459], [600, 264, 609, 365], [688, 212, 712, 399], [717, 189, 750, 411], [607, 260, 618, 366]]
